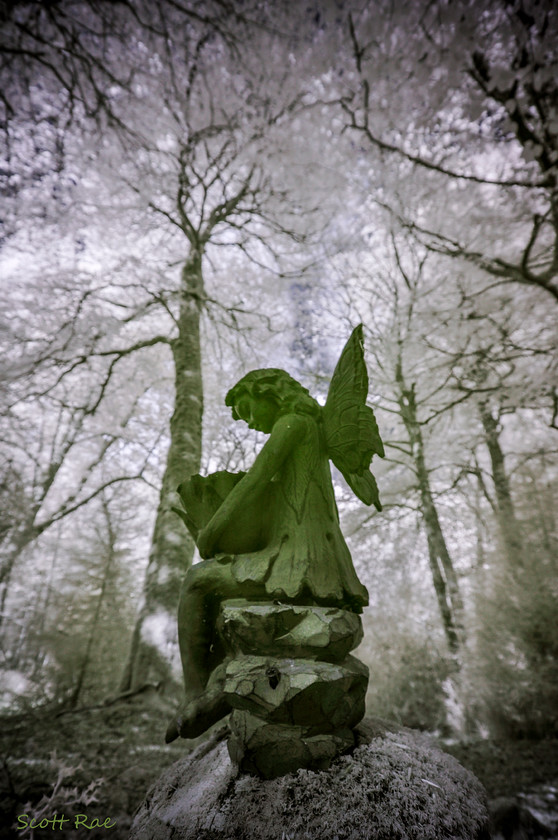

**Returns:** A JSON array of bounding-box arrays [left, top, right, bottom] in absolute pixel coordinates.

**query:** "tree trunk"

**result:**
[[396, 367, 466, 654], [415, 427, 466, 653], [0, 522, 41, 634], [525, 459, 557, 570], [68, 500, 115, 709], [29, 539, 61, 680], [478, 402, 524, 570], [121, 253, 204, 694]]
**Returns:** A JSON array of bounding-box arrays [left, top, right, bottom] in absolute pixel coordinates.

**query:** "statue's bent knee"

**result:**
[[184, 559, 218, 592]]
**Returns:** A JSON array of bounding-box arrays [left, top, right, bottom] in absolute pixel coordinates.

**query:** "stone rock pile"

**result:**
[[216, 599, 369, 779]]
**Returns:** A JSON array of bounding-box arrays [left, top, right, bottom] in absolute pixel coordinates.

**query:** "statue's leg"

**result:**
[[177, 558, 263, 699], [167, 558, 264, 743], [177, 560, 218, 700]]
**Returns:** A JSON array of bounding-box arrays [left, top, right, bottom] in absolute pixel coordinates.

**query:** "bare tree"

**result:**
[[346, 234, 469, 655], [340, 0, 558, 303], [0, 329, 157, 630], [66, 493, 118, 709], [393, 362, 466, 654], [2, 0, 321, 695]]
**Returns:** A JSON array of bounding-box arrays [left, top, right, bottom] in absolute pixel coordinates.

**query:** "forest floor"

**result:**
[[1, 692, 557, 839]]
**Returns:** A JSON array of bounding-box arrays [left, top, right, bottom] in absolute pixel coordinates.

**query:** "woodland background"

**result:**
[[1, 0, 557, 836]]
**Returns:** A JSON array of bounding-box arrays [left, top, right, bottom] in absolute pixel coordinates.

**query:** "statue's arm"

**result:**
[[196, 414, 306, 559]]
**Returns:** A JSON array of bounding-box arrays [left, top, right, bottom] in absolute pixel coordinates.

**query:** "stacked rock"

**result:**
[[215, 599, 369, 779]]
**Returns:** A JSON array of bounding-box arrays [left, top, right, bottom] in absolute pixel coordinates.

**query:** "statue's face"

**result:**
[[235, 395, 278, 433]]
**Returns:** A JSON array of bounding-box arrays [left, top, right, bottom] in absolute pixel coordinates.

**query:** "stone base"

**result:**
[[217, 600, 363, 660], [213, 601, 369, 778], [130, 719, 490, 840], [228, 710, 355, 778], [224, 654, 368, 730], [222, 655, 367, 775]]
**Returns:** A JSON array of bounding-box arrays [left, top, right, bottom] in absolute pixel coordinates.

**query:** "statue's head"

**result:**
[[225, 369, 319, 433]]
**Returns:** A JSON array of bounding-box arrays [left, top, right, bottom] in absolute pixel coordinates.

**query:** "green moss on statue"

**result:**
[[166, 325, 384, 743]]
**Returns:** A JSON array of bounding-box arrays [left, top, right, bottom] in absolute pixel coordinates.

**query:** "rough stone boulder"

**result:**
[[130, 718, 490, 840]]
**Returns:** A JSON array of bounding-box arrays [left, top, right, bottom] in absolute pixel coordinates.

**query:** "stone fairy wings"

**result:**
[[323, 324, 385, 511]]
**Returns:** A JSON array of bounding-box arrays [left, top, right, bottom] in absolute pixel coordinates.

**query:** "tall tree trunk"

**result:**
[[68, 499, 115, 709], [0, 523, 41, 633], [121, 253, 203, 693], [525, 458, 557, 570], [478, 401, 524, 570], [396, 365, 466, 654], [29, 536, 61, 680]]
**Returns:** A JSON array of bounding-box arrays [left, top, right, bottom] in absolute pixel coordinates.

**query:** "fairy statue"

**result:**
[[166, 324, 384, 743]]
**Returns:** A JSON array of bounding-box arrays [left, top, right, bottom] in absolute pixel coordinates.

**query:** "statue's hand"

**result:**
[[196, 526, 215, 559]]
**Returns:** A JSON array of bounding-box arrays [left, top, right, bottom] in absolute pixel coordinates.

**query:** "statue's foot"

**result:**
[[165, 663, 230, 743]]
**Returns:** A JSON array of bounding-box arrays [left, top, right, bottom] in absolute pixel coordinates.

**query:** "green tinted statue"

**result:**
[[166, 325, 384, 743]]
